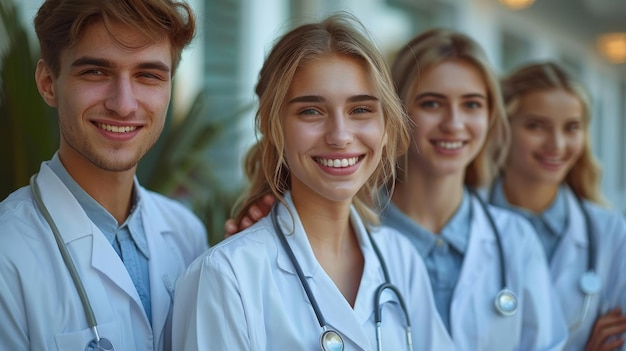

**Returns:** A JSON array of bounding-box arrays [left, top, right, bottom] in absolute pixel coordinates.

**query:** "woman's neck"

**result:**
[[291, 192, 363, 307], [392, 172, 464, 233], [501, 172, 558, 213]]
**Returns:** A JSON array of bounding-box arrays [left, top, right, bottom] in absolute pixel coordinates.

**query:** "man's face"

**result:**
[[36, 19, 173, 176]]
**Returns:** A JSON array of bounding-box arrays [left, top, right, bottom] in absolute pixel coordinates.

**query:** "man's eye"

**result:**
[[82, 69, 104, 76]]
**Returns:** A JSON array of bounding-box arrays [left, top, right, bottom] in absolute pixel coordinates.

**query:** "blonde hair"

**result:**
[[501, 61, 606, 204], [233, 12, 410, 227], [390, 28, 510, 188]]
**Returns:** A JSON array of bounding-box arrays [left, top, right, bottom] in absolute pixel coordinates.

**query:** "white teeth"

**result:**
[[316, 157, 358, 168], [435, 141, 463, 150], [96, 123, 137, 133]]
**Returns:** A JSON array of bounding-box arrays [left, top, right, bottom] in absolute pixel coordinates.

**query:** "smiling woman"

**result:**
[[171, 12, 455, 351], [489, 61, 626, 350]]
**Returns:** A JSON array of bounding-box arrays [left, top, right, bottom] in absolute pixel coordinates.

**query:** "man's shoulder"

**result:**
[[0, 186, 36, 224], [139, 187, 200, 221]]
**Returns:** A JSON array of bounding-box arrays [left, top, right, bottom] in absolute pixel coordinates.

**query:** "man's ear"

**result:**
[[35, 59, 57, 108]]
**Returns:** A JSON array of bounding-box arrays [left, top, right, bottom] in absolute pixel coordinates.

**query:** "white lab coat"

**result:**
[[550, 188, 626, 350], [0, 162, 207, 351], [172, 194, 455, 350], [446, 196, 568, 350]]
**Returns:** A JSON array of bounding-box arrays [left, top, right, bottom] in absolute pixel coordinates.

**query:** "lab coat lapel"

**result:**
[[140, 188, 181, 348], [35, 165, 143, 316], [451, 196, 495, 337], [550, 189, 587, 282], [274, 197, 372, 349]]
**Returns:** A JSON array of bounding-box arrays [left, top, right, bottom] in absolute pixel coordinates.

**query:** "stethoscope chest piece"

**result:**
[[494, 288, 518, 317], [86, 337, 116, 351], [579, 271, 601, 295], [320, 329, 344, 351]]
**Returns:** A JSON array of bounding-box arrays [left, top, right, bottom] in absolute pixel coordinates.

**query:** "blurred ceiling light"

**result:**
[[498, 0, 536, 10], [597, 33, 626, 64]]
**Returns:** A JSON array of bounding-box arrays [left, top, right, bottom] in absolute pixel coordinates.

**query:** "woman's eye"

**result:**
[[419, 100, 440, 109], [465, 101, 482, 109], [352, 106, 372, 114], [526, 122, 541, 130], [298, 108, 321, 116], [566, 122, 581, 132]]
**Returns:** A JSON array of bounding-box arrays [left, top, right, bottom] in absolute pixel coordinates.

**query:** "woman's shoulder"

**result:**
[[581, 200, 626, 242], [186, 215, 279, 273]]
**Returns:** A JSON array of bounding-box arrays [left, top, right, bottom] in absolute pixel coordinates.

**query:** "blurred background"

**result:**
[[2, 0, 625, 245]]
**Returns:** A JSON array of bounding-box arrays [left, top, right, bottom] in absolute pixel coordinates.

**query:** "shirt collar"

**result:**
[[380, 188, 471, 257], [539, 186, 568, 237], [489, 176, 568, 238], [440, 188, 471, 255], [47, 152, 149, 257]]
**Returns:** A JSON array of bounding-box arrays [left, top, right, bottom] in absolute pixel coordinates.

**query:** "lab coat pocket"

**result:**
[[54, 322, 119, 351]]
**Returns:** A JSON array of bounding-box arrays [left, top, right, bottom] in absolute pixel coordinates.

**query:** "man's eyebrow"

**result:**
[[71, 57, 113, 68], [71, 57, 171, 73], [136, 61, 171, 73]]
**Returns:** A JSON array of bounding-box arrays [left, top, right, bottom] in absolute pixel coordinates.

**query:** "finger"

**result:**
[[262, 194, 276, 206], [240, 217, 253, 230], [224, 219, 238, 237], [249, 205, 263, 221], [598, 338, 624, 351]]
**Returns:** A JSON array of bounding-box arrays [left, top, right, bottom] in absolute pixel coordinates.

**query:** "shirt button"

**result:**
[[436, 239, 445, 247]]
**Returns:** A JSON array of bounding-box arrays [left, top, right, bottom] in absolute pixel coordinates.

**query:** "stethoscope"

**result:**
[[271, 206, 413, 351], [30, 175, 116, 351], [487, 182, 601, 330], [470, 190, 520, 317]]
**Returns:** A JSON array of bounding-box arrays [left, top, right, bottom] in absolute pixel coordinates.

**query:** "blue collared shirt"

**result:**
[[380, 188, 471, 332], [48, 153, 152, 323], [489, 177, 567, 260]]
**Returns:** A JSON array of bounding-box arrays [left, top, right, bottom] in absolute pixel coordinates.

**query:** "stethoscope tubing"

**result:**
[[472, 190, 508, 295], [486, 181, 600, 329], [30, 174, 115, 351], [30, 175, 99, 329], [271, 206, 328, 328]]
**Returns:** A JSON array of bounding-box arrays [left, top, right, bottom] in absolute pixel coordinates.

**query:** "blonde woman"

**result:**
[[173, 13, 454, 350], [383, 29, 567, 350], [489, 61, 626, 351]]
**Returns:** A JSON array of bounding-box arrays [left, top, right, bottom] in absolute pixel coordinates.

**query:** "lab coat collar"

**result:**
[[35, 166, 145, 307], [274, 193, 384, 349]]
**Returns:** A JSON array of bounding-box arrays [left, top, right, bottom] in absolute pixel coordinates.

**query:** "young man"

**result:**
[[0, 1, 207, 350]]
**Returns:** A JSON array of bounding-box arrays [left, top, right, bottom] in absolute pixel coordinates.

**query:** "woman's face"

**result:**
[[505, 88, 585, 186], [281, 53, 387, 204], [405, 59, 490, 178]]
